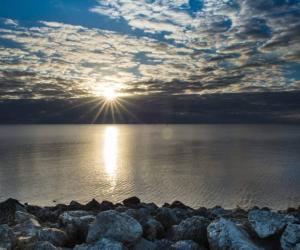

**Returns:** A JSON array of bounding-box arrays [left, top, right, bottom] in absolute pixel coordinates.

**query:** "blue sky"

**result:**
[[0, 0, 300, 99]]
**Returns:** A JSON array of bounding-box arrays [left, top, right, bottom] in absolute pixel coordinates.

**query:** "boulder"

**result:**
[[172, 216, 210, 245], [85, 199, 102, 211], [207, 218, 262, 250], [154, 239, 173, 249], [14, 218, 41, 237], [15, 211, 39, 224], [37, 228, 68, 246], [24, 241, 58, 250], [171, 240, 204, 250], [0, 198, 25, 225], [143, 218, 164, 240], [59, 211, 95, 241], [248, 210, 296, 238], [87, 210, 142, 243], [123, 197, 141, 208], [280, 223, 300, 250], [0, 224, 16, 249], [74, 238, 125, 250], [155, 208, 184, 229], [133, 238, 156, 250]]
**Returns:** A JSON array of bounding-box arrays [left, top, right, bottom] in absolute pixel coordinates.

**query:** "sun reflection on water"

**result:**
[[103, 126, 118, 179]]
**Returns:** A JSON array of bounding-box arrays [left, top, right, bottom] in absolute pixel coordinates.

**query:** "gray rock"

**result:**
[[207, 218, 262, 250], [125, 208, 151, 225], [171, 240, 203, 250], [15, 211, 38, 224], [0, 224, 16, 249], [155, 208, 183, 229], [248, 210, 296, 238], [154, 239, 173, 250], [143, 218, 164, 240], [24, 241, 58, 250], [74, 238, 125, 250], [38, 228, 68, 247], [281, 223, 300, 250], [14, 218, 41, 237], [59, 211, 95, 240], [172, 216, 209, 245], [133, 238, 156, 250], [87, 210, 142, 243]]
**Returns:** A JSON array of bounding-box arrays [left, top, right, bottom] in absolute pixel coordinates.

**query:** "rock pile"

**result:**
[[0, 198, 299, 249]]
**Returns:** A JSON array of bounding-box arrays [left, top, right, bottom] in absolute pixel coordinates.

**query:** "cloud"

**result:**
[[0, 0, 299, 99]]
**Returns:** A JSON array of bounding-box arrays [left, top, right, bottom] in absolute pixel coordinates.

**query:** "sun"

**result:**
[[103, 88, 118, 101]]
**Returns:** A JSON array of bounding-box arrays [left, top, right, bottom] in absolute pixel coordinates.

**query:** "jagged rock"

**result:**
[[248, 210, 296, 238], [0, 224, 16, 249], [0, 198, 26, 225], [59, 211, 95, 241], [133, 238, 156, 250], [86, 210, 142, 244], [37, 228, 68, 246], [123, 197, 141, 208], [280, 223, 300, 250], [24, 241, 58, 250], [143, 218, 164, 240], [172, 216, 209, 245], [74, 238, 125, 250], [207, 218, 262, 250], [69, 201, 85, 211], [171, 240, 204, 250]]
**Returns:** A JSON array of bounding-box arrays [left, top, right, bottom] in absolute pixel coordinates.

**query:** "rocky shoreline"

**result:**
[[0, 198, 299, 250]]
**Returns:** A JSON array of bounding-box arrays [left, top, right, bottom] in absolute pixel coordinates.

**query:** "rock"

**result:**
[[280, 223, 300, 250], [69, 201, 85, 211], [155, 208, 184, 229], [85, 199, 101, 211], [172, 216, 210, 245], [123, 197, 141, 208], [14, 218, 41, 237], [143, 218, 164, 240], [141, 203, 159, 215], [133, 238, 156, 250], [154, 239, 173, 249], [86, 210, 142, 244], [0, 198, 26, 225], [15, 211, 39, 224], [59, 211, 95, 242], [24, 241, 58, 250], [171, 240, 204, 250], [248, 210, 296, 238], [170, 201, 191, 210], [74, 238, 125, 250], [38, 228, 68, 246], [125, 208, 151, 225], [0, 224, 16, 249], [207, 218, 262, 250]]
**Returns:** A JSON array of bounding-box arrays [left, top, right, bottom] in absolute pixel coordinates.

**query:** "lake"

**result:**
[[0, 125, 299, 209]]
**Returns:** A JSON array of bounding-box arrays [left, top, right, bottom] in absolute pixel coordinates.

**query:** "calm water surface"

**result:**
[[0, 125, 299, 209]]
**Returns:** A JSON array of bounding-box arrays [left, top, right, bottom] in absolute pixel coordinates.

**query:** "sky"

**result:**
[[0, 0, 300, 123]]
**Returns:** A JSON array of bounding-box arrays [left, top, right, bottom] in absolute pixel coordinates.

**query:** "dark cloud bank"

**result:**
[[1, 91, 300, 124]]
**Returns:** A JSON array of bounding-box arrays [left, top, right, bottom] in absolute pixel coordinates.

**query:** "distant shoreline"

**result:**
[[1, 197, 299, 249]]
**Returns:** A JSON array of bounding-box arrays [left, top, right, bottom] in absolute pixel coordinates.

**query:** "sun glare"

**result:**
[[104, 88, 117, 101]]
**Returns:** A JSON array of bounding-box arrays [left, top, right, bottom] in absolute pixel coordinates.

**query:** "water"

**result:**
[[0, 125, 299, 209]]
